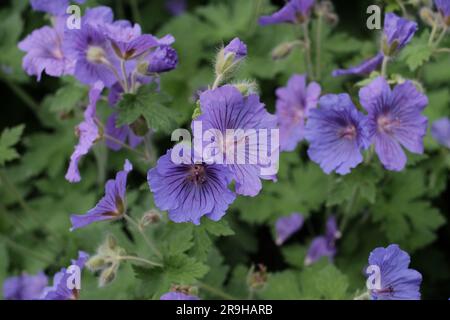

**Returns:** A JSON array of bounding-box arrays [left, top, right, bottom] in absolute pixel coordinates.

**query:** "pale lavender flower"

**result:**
[[332, 53, 384, 77], [359, 77, 428, 171], [70, 160, 132, 230], [223, 38, 247, 62], [431, 117, 450, 148], [165, 0, 187, 16], [41, 251, 89, 300], [305, 94, 370, 175], [147, 46, 178, 73], [367, 244, 422, 300], [65, 81, 104, 183], [160, 292, 200, 300], [305, 216, 340, 265], [276, 74, 321, 151], [105, 113, 143, 151], [3, 272, 48, 300], [259, 0, 315, 25], [275, 212, 304, 246]]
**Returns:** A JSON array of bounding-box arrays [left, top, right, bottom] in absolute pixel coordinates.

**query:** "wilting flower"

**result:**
[[65, 81, 104, 183], [431, 117, 450, 148], [160, 292, 200, 300], [276, 74, 321, 151], [359, 77, 428, 171], [147, 148, 236, 225], [18, 18, 73, 81], [70, 159, 133, 230], [105, 113, 143, 151], [366, 244, 422, 300], [435, 0, 450, 25], [333, 13, 417, 77], [30, 0, 85, 16], [3, 272, 48, 300], [196, 85, 278, 196], [41, 251, 89, 300], [305, 216, 340, 265], [259, 0, 315, 25], [305, 94, 370, 175], [165, 0, 187, 16], [275, 212, 304, 245]]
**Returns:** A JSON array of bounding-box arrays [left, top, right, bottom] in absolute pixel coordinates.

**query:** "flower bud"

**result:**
[[232, 81, 258, 96], [86, 256, 107, 272], [130, 116, 149, 137], [247, 264, 268, 291], [99, 265, 117, 287], [215, 38, 247, 77], [419, 7, 436, 27], [271, 41, 298, 60], [139, 209, 161, 229]]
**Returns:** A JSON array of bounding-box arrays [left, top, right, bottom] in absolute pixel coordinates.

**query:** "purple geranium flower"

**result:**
[[165, 0, 187, 16], [147, 148, 236, 225], [105, 113, 143, 151], [160, 292, 200, 300], [196, 85, 278, 196], [305, 94, 370, 175], [431, 117, 450, 148], [359, 77, 428, 171], [70, 159, 132, 230], [223, 38, 247, 62], [259, 0, 315, 25], [436, 0, 450, 25], [63, 8, 118, 86], [366, 244, 422, 300], [18, 18, 73, 81], [276, 74, 321, 151], [305, 216, 340, 265], [275, 212, 304, 246], [147, 45, 178, 73], [30, 0, 85, 16], [332, 53, 384, 77], [41, 251, 89, 300], [3, 272, 48, 300], [333, 13, 417, 77], [65, 81, 104, 183]]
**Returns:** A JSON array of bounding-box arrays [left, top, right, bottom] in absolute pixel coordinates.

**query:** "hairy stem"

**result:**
[[123, 214, 162, 258], [302, 22, 315, 79], [197, 281, 237, 300], [118, 255, 163, 267], [315, 14, 323, 80]]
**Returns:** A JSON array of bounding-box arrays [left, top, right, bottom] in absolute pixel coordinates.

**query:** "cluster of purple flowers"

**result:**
[[3, 251, 89, 300], [276, 75, 428, 174], [19, 3, 178, 183]]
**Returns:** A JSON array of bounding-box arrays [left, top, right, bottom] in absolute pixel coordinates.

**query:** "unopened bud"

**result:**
[[137, 60, 150, 75], [214, 38, 247, 79], [420, 7, 436, 27], [232, 81, 258, 96], [247, 264, 268, 291], [99, 265, 117, 287], [271, 41, 300, 60], [140, 209, 161, 228], [86, 256, 107, 271]]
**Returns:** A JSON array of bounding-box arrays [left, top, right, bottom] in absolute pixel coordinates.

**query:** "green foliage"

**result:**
[[117, 84, 178, 134], [0, 125, 25, 166], [400, 31, 434, 71]]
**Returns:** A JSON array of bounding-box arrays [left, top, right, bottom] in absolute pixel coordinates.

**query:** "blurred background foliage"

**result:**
[[0, 0, 449, 299]]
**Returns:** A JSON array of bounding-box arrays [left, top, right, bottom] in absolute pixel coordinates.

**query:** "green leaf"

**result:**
[[201, 218, 235, 236], [117, 85, 178, 133], [47, 84, 87, 114], [0, 124, 25, 165], [400, 31, 433, 71], [160, 222, 194, 256], [299, 261, 350, 299], [259, 271, 302, 300], [281, 244, 307, 269], [0, 243, 8, 299]]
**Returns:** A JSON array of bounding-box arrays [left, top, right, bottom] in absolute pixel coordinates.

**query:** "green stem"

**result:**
[[315, 14, 323, 80], [435, 48, 450, 53], [120, 59, 130, 93], [103, 134, 146, 157], [380, 55, 389, 78], [211, 74, 223, 90], [340, 187, 359, 233], [429, 22, 439, 46], [197, 282, 236, 300], [434, 27, 448, 47], [129, 0, 142, 25], [353, 291, 370, 300], [301, 22, 314, 79], [0, 76, 39, 117], [123, 214, 162, 258], [118, 255, 163, 267]]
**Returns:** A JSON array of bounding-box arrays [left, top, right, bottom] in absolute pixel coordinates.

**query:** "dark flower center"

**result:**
[[374, 285, 394, 296], [103, 196, 125, 217], [187, 164, 207, 185]]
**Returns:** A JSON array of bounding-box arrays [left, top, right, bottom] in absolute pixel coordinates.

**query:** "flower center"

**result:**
[[377, 115, 399, 134], [87, 46, 107, 64], [188, 164, 207, 185], [339, 125, 357, 140]]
